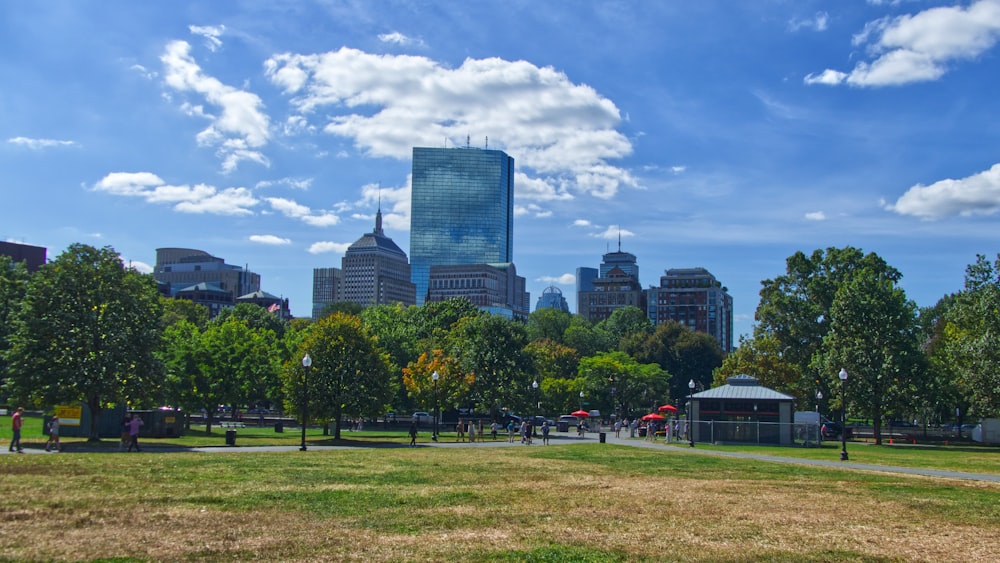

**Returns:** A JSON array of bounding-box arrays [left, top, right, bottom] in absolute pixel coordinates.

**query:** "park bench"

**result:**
[[219, 421, 245, 429]]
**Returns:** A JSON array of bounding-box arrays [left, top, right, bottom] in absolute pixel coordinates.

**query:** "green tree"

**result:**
[[159, 296, 209, 331], [578, 351, 669, 418], [625, 321, 723, 405], [3, 244, 162, 439], [597, 306, 651, 348], [755, 247, 901, 402], [713, 334, 799, 395], [402, 350, 473, 419], [317, 301, 364, 319], [289, 313, 394, 439], [214, 302, 288, 339], [941, 254, 1000, 417], [817, 268, 924, 444], [444, 313, 530, 417], [525, 338, 580, 382], [526, 307, 573, 343], [0, 256, 30, 394], [563, 316, 612, 357]]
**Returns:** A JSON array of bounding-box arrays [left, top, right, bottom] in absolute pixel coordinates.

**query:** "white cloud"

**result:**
[[573, 219, 592, 227], [671, 165, 687, 174], [538, 273, 576, 285], [805, 211, 826, 221], [358, 178, 411, 231], [886, 163, 1000, 218], [595, 225, 635, 239], [249, 234, 292, 245], [514, 203, 553, 218], [126, 260, 154, 274], [7, 136, 78, 149], [265, 196, 340, 227], [806, 0, 1000, 87], [255, 177, 313, 190], [308, 241, 351, 254], [92, 172, 258, 215], [161, 40, 271, 171], [264, 48, 635, 200], [377, 31, 426, 48], [788, 12, 829, 32], [189, 24, 225, 52], [129, 64, 157, 80]]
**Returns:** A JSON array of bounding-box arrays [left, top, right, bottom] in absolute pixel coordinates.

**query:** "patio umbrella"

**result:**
[[570, 410, 590, 418], [641, 413, 665, 421], [658, 404, 678, 413]]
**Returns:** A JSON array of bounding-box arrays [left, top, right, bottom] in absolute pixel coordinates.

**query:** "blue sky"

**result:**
[[3, 1, 999, 341]]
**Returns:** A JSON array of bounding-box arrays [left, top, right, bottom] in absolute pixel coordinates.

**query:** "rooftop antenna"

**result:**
[[374, 182, 383, 235], [466, 134, 470, 148], [485, 135, 488, 149], [618, 228, 622, 252]]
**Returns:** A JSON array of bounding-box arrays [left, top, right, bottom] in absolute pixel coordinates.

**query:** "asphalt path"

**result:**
[[6, 430, 999, 483]]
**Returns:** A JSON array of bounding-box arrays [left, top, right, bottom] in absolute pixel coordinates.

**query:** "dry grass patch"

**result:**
[[1, 445, 998, 561]]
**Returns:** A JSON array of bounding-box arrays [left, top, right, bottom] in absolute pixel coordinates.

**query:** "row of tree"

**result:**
[[2, 244, 997, 444]]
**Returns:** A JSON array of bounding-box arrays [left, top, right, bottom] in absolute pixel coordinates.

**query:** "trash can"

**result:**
[[599, 432, 606, 443], [225, 429, 237, 446], [558, 421, 569, 432], [274, 422, 283, 433]]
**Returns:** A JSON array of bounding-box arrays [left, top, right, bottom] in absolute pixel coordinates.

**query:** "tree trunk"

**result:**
[[87, 396, 102, 442], [204, 406, 214, 434]]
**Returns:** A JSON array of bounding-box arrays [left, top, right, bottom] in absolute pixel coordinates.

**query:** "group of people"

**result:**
[[405, 417, 552, 446], [8, 407, 62, 453]]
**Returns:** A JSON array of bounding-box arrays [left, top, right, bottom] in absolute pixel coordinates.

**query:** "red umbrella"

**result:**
[[658, 404, 678, 413], [642, 413, 665, 421], [570, 410, 590, 418]]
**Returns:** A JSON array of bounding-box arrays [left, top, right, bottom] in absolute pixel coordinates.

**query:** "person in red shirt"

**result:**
[[9, 407, 24, 453]]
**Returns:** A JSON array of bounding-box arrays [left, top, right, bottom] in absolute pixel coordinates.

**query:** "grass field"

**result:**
[[2, 435, 999, 561]]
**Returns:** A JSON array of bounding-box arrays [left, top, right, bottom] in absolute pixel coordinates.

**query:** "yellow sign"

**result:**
[[55, 405, 82, 426], [165, 417, 175, 424]]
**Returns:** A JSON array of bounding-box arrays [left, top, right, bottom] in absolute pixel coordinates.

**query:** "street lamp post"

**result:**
[[839, 368, 849, 461], [532, 380, 539, 437], [609, 376, 616, 424], [579, 390, 584, 411], [688, 379, 696, 448], [300, 354, 312, 451], [432, 371, 439, 442], [816, 389, 823, 445]]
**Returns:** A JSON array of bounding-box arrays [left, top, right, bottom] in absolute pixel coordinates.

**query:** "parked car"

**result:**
[[821, 421, 853, 439], [558, 415, 579, 429], [411, 412, 434, 425]]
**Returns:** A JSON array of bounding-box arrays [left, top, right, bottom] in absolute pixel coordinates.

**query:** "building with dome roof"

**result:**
[[311, 208, 415, 317], [535, 286, 569, 312]]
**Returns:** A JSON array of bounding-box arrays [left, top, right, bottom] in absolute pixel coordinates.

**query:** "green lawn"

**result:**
[[2, 442, 999, 561]]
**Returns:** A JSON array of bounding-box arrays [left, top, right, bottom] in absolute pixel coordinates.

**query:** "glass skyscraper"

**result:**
[[410, 147, 514, 305]]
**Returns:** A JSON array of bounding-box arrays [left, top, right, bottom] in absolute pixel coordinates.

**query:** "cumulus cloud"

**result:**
[[126, 260, 154, 274], [805, 211, 826, 221], [7, 137, 78, 149], [514, 203, 552, 218], [538, 273, 576, 285], [249, 234, 292, 245], [358, 179, 411, 231], [264, 48, 635, 200], [805, 0, 1000, 87], [161, 40, 271, 171], [307, 241, 351, 254], [92, 171, 258, 215], [265, 197, 340, 226], [573, 219, 592, 227], [190, 25, 225, 52], [885, 163, 1000, 218]]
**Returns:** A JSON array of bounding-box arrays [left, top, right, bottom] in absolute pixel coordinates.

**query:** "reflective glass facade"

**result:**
[[410, 147, 514, 304]]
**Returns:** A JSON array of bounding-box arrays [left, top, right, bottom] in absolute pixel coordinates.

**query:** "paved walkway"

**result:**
[[6, 430, 999, 483]]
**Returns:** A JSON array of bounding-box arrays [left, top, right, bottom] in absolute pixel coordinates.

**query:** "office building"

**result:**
[[647, 267, 733, 353], [535, 286, 570, 313], [426, 262, 529, 319], [577, 245, 644, 323], [312, 267, 343, 319], [409, 146, 514, 305], [154, 248, 260, 316], [340, 208, 415, 308], [0, 241, 46, 273]]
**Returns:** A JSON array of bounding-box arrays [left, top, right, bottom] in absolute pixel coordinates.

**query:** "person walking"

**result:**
[[9, 407, 24, 453], [541, 421, 550, 445], [127, 413, 144, 452], [456, 418, 465, 442], [408, 420, 418, 447], [45, 414, 61, 452], [507, 419, 515, 443], [614, 419, 622, 438], [490, 421, 498, 441]]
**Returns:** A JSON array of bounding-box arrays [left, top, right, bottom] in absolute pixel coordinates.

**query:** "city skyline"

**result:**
[[3, 2, 1000, 339]]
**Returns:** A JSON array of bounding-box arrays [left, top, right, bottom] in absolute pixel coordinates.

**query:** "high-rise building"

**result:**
[[647, 267, 733, 353], [577, 244, 644, 322], [535, 286, 570, 313], [341, 208, 416, 308], [410, 146, 514, 305], [154, 248, 260, 313], [312, 267, 343, 319]]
